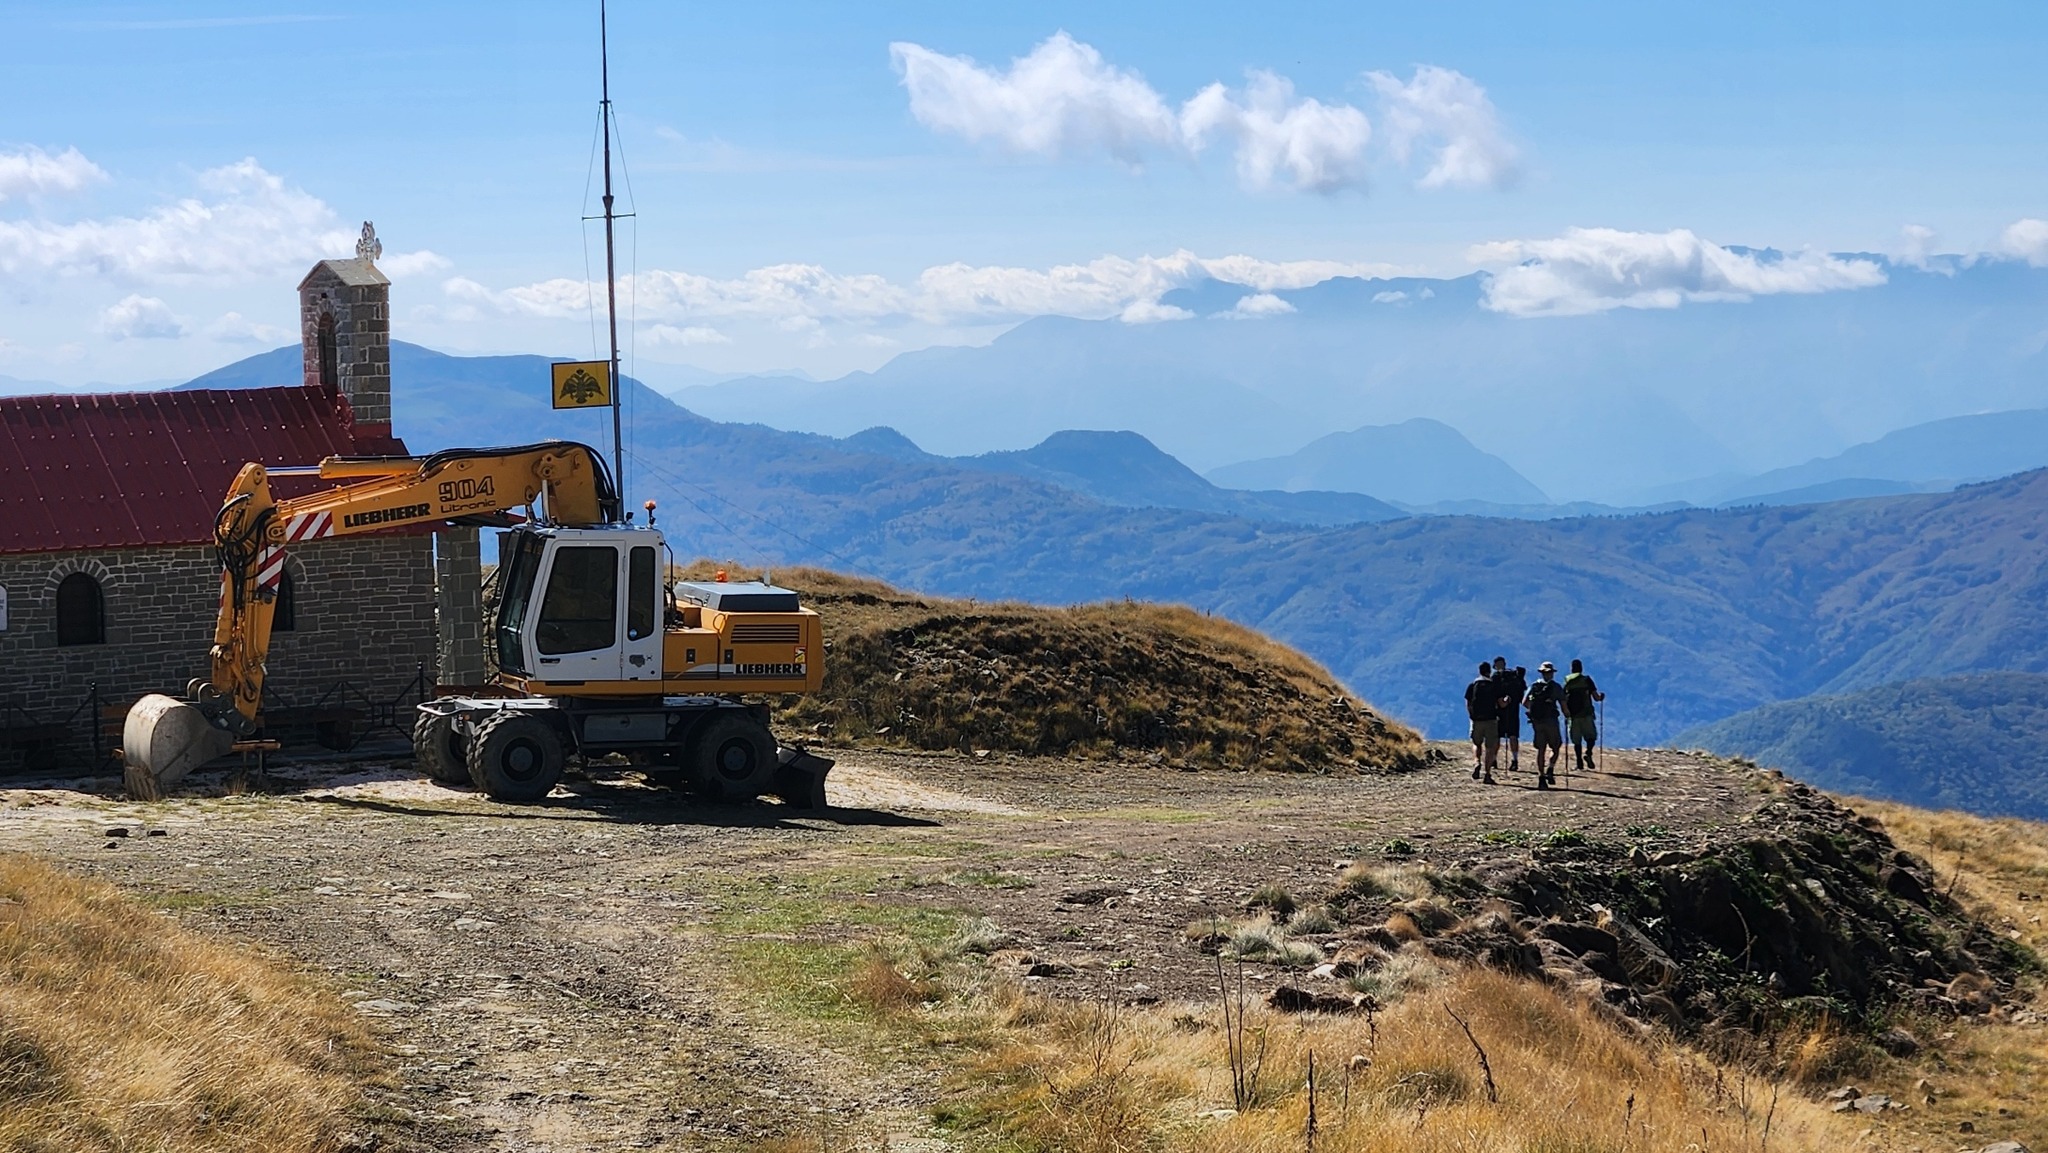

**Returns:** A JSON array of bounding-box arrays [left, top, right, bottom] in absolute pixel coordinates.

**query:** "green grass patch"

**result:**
[[949, 869, 1037, 889], [1087, 805, 1213, 824]]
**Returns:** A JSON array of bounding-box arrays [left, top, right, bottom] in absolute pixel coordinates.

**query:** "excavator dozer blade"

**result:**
[[122, 694, 235, 800]]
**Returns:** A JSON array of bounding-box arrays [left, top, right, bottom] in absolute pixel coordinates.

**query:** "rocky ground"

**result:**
[[0, 743, 2030, 1151]]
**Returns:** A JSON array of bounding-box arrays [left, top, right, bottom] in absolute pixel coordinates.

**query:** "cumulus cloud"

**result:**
[[0, 146, 107, 201], [891, 32, 1179, 163], [891, 33, 1508, 195], [202, 311, 288, 344], [1997, 219, 2048, 267], [1367, 66, 1519, 189], [377, 249, 452, 279], [450, 250, 1397, 329], [99, 294, 186, 339], [1181, 73, 1371, 192], [0, 158, 354, 282], [1469, 227, 1887, 316], [1219, 292, 1295, 319], [644, 323, 731, 346]]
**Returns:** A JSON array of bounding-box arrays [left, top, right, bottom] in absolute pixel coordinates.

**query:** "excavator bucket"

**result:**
[[122, 694, 234, 799]]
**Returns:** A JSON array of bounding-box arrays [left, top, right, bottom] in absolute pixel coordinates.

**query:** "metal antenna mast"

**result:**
[[599, 0, 625, 511]]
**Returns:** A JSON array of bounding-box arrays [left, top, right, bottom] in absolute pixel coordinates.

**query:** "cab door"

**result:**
[[620, 544, 662, 683], [531, 542, 622, 681]]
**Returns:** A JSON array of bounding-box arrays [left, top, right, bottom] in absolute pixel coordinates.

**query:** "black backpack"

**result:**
[[1525, 680, 1560, 717]]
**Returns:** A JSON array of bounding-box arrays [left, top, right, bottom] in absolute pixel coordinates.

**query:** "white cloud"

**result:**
[[1180, 73, 1372, 193], [0, 146, 107, 201], [893, 33, 1505, 195], [1119, 300, 1193, 323], [0, 158, 354, 283], [377, 249, 452, 279], [1372, 290, 1407, 303], [1219, 292, 1295, 319], [99, 294, 186, 339], [1895, 223, 1940, 270], [1469, 227, 1887, 316], [451, 250, 1398, 330], [1367, 66, 1519, 189], [1996, 219, 2048, 267], [891, 32, 1179, 163], [645, 323, 731, 346], [202, 311, 287, 344]]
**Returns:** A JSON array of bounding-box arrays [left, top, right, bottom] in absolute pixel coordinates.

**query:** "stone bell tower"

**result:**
[[297, 222, 392, 437]]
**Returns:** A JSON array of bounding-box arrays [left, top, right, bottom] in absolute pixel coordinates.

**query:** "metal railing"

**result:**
[[0, 667, 429, 776]]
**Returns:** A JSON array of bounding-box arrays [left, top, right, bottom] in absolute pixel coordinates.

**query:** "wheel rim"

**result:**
[[715, 739, 759, 782], [500, 737, 545, 782]]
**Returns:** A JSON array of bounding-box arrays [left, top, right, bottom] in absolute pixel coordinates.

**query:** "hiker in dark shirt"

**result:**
[[1523, 661, 1566, 788], [1464, 661, 1503, 784], [1492, 658, 1528, 773], [1563, 659, 1605, 771]]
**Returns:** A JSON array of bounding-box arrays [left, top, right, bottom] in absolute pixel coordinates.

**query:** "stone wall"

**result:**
[[434, 527, 486, 687], [0, 535, 435, 763]]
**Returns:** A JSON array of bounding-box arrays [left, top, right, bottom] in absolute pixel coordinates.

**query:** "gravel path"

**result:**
[[0, 743, 1766, 1151]]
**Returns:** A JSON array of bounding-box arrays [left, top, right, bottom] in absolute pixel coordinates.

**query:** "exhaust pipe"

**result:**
[[122, 694, 235, 799]]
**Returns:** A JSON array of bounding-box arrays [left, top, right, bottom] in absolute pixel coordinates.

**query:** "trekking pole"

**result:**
[[1598, 695, 1605, 773]]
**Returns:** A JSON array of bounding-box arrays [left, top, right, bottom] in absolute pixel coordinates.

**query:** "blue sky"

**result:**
[[3, 0, 2046, 387]]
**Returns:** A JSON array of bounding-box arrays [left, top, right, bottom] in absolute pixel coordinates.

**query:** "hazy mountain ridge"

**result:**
[[672, 258, 2048, 504], [1676, 672, 2048, 819], [1205, 417, 1549, 506]]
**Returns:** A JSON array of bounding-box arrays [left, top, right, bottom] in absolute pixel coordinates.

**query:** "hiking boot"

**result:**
[[1536, 776, 1549, 790], [1483, 771, 1497, 785], [1509, 757, 1520, 773], [1471, 763, 1481, 780]]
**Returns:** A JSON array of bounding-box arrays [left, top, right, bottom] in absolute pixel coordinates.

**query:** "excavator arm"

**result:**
[[123, 441, 618, 794]]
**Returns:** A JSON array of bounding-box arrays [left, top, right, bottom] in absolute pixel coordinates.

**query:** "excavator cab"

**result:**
[[492, 525, 666, 686]]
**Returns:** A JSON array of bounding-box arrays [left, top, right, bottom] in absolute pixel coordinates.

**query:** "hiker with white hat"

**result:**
[[1523, 662, 1567, 789]]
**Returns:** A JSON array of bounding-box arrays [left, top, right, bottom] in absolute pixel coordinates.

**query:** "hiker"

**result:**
[[1563, 659, 1606, 771], [1492, 658, 1528, 773], [1464, 661, 1503, 783], [1523, 662, 1566, 788]]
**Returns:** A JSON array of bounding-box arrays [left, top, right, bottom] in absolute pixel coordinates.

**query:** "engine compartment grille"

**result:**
[[730, 623, 802, 645]]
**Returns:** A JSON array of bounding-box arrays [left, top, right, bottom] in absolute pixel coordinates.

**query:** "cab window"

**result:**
[[536, 546, 618, 654], [628, 546, 656, 641]]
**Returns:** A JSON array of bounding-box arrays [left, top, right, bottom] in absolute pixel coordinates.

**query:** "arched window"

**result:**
[[317, 312, 339, 389], [273, 570, 298, 632], [55, 573, 104, 646]]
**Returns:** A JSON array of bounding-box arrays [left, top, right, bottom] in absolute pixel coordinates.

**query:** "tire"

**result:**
[[465, 711, 566, 803], [688, 712, 777, 802], [413, 711, 470, 785]]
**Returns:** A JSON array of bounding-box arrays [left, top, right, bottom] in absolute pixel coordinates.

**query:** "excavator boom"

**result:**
[[123, 441, 618, 795]]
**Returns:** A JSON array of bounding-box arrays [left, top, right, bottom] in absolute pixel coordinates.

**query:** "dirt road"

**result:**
[[0, 744, 1764, 1151]]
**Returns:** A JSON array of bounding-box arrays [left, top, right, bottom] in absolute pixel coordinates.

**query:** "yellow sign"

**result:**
[[551, 360, 612, 409]]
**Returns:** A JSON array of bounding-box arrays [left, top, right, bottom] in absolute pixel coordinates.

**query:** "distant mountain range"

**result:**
[[1205, 418, 1550, 507], [669, 258, 2048, 505], [173, 341, 2048, 771], [1677, 673, 2048, 820]]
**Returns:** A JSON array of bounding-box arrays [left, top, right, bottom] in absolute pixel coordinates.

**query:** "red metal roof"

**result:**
[[0, 385, 409, 554]]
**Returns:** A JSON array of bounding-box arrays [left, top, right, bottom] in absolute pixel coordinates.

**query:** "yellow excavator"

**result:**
[[122, 440, 832, 806]]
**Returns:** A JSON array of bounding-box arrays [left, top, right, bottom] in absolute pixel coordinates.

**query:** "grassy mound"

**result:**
[[688, 565, 1424, 773], [0, 854, 381, 1152]]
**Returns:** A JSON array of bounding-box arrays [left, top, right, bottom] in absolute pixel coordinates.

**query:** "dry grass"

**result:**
[[949, 969, 1854, 1152], [676, 562, 1427, 773], [0, 853, 380, 1153], [1815, 798, 2048, 1148]]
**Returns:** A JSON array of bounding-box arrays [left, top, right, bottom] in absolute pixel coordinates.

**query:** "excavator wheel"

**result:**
[[465, 711, 565, 803], [412, 712, 470, 786], [689, 712, 776, 802]]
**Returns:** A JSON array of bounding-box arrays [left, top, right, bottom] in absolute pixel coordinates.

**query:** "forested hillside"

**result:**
[[1678, 673, 2048, 818]]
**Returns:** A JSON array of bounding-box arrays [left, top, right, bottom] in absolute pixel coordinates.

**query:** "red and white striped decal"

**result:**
[[257, 545, 286, 590], [283, 511, 334, 541]]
